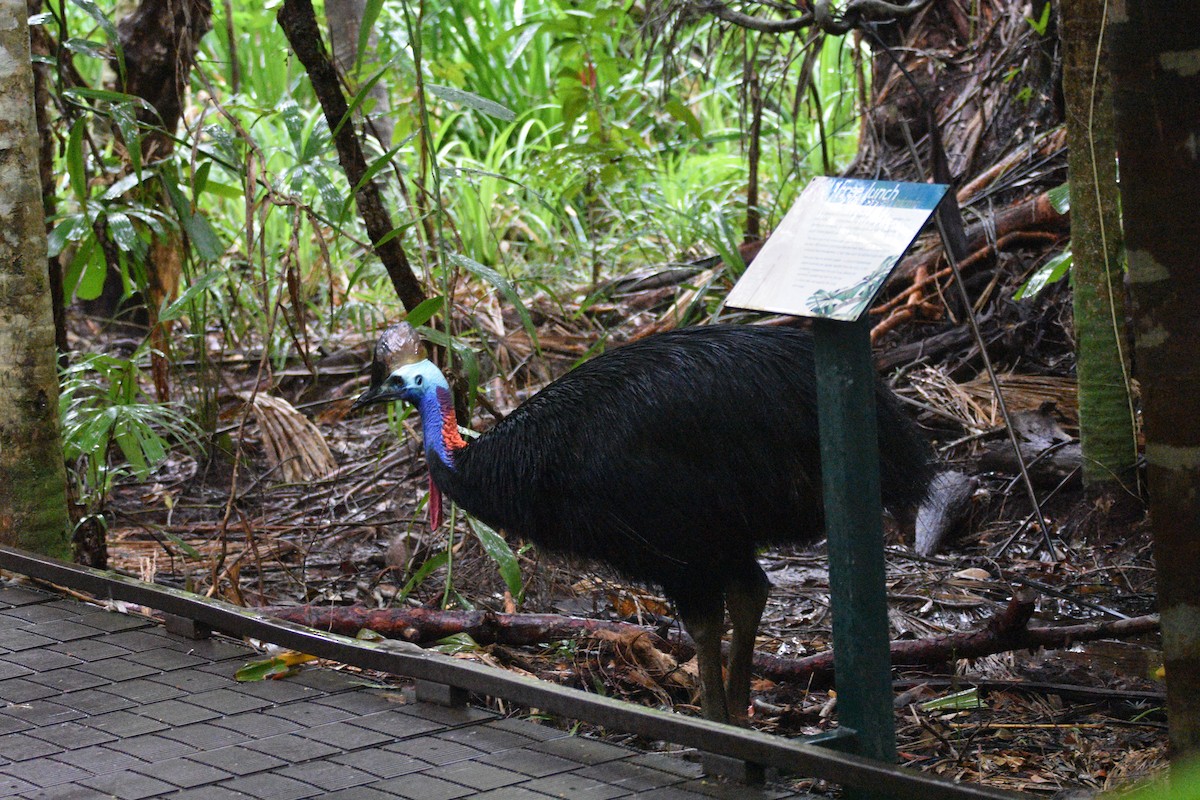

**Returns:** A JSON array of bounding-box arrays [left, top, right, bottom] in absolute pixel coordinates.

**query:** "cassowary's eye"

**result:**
[[415, 375, 424, 386]]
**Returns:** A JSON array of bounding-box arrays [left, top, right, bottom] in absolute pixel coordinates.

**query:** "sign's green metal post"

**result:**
[[725, 178, 947, 791], [813, 316, 897, 776]]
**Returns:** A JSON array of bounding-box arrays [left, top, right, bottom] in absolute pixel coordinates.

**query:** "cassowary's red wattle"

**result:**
[[354, 322, 934, 725], [428, 386, 467, 529]]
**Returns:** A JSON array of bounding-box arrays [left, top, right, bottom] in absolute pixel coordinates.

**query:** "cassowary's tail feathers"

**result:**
[[876, 388, 935, 512]]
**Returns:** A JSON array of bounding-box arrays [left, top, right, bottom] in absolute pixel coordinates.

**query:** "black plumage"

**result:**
[[354, 323, 933, 723]]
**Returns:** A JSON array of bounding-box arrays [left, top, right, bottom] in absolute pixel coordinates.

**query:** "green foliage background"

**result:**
[[44, 0, 864, 355], [39, 0, 864, 583]]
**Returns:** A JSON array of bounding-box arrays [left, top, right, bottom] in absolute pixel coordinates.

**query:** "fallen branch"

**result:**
[[955, 126, 1067, 205], [754, 597, 1159, 687], [264, 597, 1159, 690], [892, 676, 1164, 706], [261, 605, 684, 656], [889, 191, 1068, 288]]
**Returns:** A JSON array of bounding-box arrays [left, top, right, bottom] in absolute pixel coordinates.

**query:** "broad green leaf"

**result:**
[[124, 208, 168, 238], [161, 531, 202, 560], [235, 653, 316, 682], [299, 104, 331, 161], [69, 0, 124, 79], [355, 0, 385, 75], [331, 61, 393, 140], [664, 96, 702, 139], [502, 24, 540, 68], [192, 161, 212, 201], [109, 101, 141, 177], [72, 408, 116, 454], [196, 179, 245, 202], [159, 270, 224, 322], [310, 169, 346, 217], [1025, 2, 1051, 35], [67, 118, 87, 203], [102, 171, 149, 201], [62, 37, 107, 60], [373, 221, 415, 249], [557, 82, 588, 130], [428, 84, 516, 122], [279, 99, 307, 155], [105, 211, 137, 252], [1015, 250, 1072, 300], [1048, 182, 1070, 214], [920, 688, 984, 711], [339, 138, 413, 219], [434, 633, 481, 655], [183, 213, 225, 263], [48, 213, 91, 258], [114, 429, 149, 475], [404, 296, 445, 328], [396, 551, 450, 604], [468, 519, 523, 603], [62, 235, 97, 300], [63, 87, 151, 108], [74, 240, 108, 301]]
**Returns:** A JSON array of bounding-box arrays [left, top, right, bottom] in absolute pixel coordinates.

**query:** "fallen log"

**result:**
[[977, 406, 1083, 487], [260, 605, 684, 656], [753, 597, 1159, 688], [891, 190, 1069, 286], [262, 598, 1159, 690]]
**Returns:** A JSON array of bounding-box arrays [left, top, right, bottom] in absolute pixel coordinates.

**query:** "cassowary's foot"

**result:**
[[682, 610, 731, 724], [724, 566, 770, 725]]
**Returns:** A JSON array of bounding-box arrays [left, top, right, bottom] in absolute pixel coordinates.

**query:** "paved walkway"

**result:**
[[0, 581, 806, 800]]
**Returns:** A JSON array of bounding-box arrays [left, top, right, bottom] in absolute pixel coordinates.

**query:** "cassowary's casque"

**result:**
[[353, 322, 932, 723]]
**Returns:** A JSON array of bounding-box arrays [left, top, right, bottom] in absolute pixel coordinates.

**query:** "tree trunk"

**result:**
[[118, 0, 213, 162], [26, 0, 68, 360], [1059, 0, 1137, 494], [0, 0, 72, 558], [278, 0, 427, 313], [115, 0, 213, 401], [1109, 4, 1200, 765]]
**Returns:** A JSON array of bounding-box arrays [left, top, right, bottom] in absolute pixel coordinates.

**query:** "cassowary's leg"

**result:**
[[724, 561, 770, 722], [679, 604, 730, 724]]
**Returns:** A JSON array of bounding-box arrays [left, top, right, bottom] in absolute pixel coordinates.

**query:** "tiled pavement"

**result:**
[[0, 582, 806, 800]]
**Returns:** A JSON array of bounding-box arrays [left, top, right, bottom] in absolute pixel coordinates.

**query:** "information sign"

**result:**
[[726, 178, 949, 321]]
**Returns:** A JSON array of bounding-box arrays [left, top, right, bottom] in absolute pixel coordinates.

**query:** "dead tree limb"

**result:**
[[264, 597, 1159, 691], [890, 190, 1069, 287], [261, 605, 683, 655], [753, 596, 1159, 688], [277, 0, 426, 312]]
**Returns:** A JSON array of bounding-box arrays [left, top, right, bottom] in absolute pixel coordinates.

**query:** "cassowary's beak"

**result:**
[[350, 381, 391, 411]]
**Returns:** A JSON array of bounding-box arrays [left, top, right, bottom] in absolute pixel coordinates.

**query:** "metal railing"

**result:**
[[0, 545, 1025, 800]]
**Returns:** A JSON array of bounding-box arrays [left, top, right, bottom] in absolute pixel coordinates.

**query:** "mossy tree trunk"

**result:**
[[1110, 3, 1200, 765], [1060, 0, 1138, 494], [0, 0, 72, 558]]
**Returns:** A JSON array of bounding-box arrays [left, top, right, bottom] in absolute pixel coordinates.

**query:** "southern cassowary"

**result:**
[[353, 322, 932, 723]]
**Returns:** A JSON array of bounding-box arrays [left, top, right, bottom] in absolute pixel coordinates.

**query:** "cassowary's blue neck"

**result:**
[[414, 385, 466, 469]]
